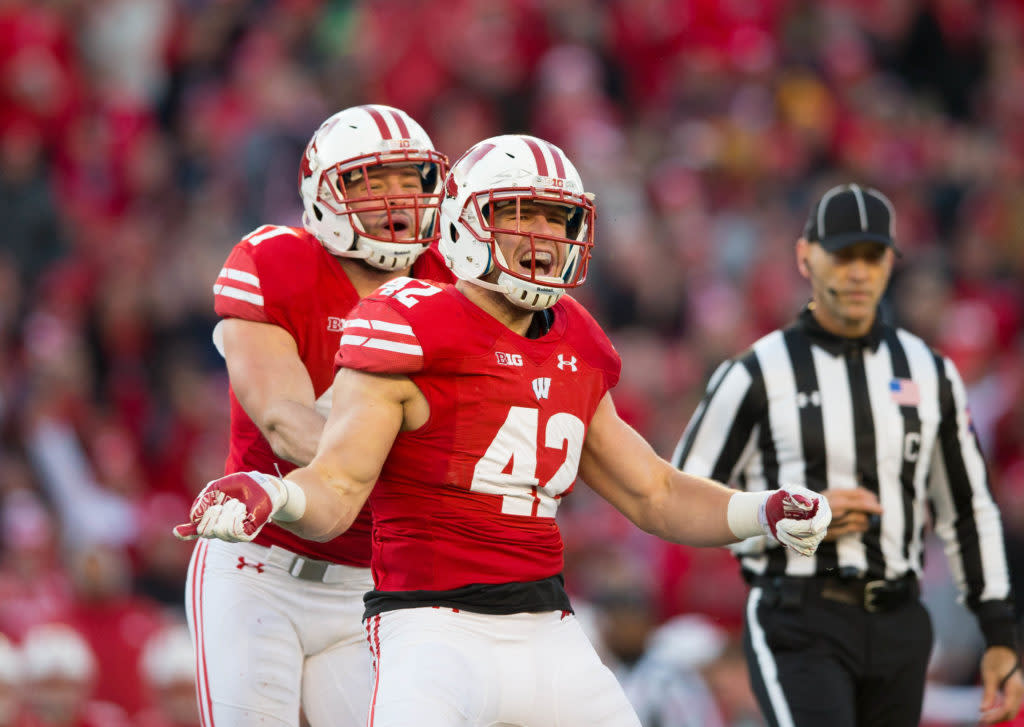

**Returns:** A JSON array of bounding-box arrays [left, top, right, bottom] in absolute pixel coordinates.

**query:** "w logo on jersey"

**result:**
[[532, 377, 552, 400], [557, 354, 578, 372]]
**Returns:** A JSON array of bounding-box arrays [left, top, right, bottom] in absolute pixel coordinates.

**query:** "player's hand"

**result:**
[[173, 471, 294, 543], [978, 645, 1023, 724], [762, 484, 832, 557], [822, 487, 883, 542]]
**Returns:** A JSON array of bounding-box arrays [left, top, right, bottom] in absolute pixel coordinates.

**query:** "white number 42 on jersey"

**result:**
[[471, 407, 584, 518]]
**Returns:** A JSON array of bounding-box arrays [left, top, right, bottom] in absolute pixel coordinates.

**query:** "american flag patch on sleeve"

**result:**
[[889, 378, 920, 406]]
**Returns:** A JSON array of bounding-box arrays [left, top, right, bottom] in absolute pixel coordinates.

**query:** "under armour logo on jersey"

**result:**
[[532, 377, 552, 400], [796, 391, 821, 408], [236, 557, 265, 573], [326, 316, 344, 332], [557, 354, 578, 372]]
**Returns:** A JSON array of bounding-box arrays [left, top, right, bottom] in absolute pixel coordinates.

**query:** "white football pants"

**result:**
[[186, 538, 373, 727], [365, 606, 642, 727]]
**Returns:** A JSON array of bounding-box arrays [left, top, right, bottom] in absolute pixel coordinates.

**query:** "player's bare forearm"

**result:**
[[259, 400, 324, 465], [279, 462, 370, 541], [222, 318, 323, 464], [278, 368, 411, 542], [579, 393, 738, 546]]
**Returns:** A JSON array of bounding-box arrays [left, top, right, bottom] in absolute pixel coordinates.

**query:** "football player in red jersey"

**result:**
[[176, 135, 830, 727], [174, 105, 452, 727]]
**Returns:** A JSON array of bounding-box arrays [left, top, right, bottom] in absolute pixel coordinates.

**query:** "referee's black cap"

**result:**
[[803, 183, 900, 256]]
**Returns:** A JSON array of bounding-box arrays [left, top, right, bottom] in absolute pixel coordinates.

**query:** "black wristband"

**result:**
[[976, 600, 1019, 650]]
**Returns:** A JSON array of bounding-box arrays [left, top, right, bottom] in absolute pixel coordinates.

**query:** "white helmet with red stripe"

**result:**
[[299, 104, 448, 271], [439, 134, 595, 310]]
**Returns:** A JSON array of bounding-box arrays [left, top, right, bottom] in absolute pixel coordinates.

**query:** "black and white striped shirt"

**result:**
[[672, 307, 1016, 644]]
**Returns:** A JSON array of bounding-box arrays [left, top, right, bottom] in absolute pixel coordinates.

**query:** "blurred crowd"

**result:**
[[1, 0, 1023, 724]]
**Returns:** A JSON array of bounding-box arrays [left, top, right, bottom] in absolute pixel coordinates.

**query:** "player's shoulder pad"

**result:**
[[215, 225, 318, 321], [557, 295, 622, 388], [237, 224, 318, 262], [220, 224, 318, 280], [336, 277, 452, 375]]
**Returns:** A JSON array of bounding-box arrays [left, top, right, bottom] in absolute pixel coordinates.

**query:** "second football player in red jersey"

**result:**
[[176, 105, 452, 727], [177, 134, 831, 726]]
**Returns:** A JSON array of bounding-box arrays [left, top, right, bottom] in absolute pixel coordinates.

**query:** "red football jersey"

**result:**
[[213, 225, 453, 565], [335, 278, 621, 590]]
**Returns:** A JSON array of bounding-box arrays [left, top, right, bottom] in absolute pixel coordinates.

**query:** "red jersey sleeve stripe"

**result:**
[[341, 317, 421, 355], [344, 318, 414, 336], [340, 335, 423, 356], [214, 285, 264, 306], [217, 267, 260, 287], [214, 266, 263, 306]]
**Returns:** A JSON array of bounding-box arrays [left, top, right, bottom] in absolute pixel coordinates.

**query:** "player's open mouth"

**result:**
[[519, 250, 554, 277], [375, 214, 413, 237]]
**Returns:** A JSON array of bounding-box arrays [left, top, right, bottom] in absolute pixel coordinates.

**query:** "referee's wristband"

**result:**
[[727, 491, 769, 540]]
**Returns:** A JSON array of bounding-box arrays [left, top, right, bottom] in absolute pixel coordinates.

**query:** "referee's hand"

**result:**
[[821, 487, 883, 542], [979, 645, 1023, 724]]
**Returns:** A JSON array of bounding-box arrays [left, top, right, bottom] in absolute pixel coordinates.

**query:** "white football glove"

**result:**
[[173, 471, 306, 543], [760, 484, 832, 557]]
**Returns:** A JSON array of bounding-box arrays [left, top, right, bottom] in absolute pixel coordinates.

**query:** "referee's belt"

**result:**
[[755, 574, 919, 613]]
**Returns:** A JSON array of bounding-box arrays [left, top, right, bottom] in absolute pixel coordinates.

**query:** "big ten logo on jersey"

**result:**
[[327, 316, 345, 332], [377, 277, 442, 308], [496, 352, 524, 366]]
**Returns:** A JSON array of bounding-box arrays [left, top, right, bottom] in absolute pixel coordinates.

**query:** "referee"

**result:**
[[672, 183, 1023, 727]]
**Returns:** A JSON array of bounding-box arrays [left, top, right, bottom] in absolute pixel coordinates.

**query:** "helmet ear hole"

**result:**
[[566, 208, 584, 241], [449, 224, 459, 241], [421, 164, 439, 192], [313, 205, 323, 222]]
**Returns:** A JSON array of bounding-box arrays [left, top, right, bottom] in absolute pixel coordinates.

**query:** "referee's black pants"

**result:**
[[742, 576, 932, 727]]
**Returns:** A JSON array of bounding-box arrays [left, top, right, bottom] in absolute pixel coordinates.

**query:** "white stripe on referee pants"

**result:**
[[747, 587, 795, 727]]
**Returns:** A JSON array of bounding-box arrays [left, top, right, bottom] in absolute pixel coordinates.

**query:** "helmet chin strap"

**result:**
[[461, 275, 507, 295], [460, 273, 563, 311], [471, 245, 566, 310]]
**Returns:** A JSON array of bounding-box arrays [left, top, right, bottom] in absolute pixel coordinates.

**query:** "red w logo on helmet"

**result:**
[[299, 142, 316, 180], [445, 173, 459, 199], [447, 142, 497, 198]]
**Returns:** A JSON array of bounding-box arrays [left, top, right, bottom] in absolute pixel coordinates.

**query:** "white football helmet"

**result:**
[[439, 134, 595, 310], [299, 104, 448, 271]]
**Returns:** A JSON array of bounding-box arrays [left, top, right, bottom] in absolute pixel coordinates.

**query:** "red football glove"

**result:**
[[173, 471, 304, 543], [761, 484, 832, 556]]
